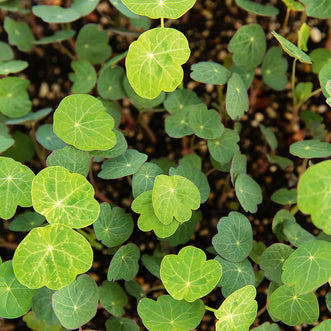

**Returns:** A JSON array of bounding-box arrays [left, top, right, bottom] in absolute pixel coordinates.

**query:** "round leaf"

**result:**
[[36, 124, 66, 151], [106, 316, 139, 331], [319, 63, 331, 98], [0, 60, 28, 75], [271, 188, 297, 205], [160, 246, 222, 302], [0, 41, 14, 62], [126, 27, 190, 99], [69, 60, 97, 94], [71, 0, 99, 16], [109, 0, 140, 18], [32, 5, 81, 23], [290, 140, 331, 158], [32, 166, 100, 228], [32, 287, 58, 325], [272, 209, 296, 241], [5, 107, 52, 125], [13, 224, 93, 289], [9, 211, 45, 232], [97, 66, 126, 100], [190, 61, 231, 85], [230, 151, 247, 185], [235, 0, 279, 16], [165, 106, 194, 138], [53, 94, 116, 151], [300, 0, 331, 19]]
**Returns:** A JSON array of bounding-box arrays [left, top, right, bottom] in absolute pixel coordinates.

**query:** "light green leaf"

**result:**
[[97, 66, 126, 100], [132, 190, 179, 238], [76, 24, 111, 64], [268, 285, 318, 326], [281, 0, 304, 11], [230, 151, 247, 185], [215, 256, 255, 297], [13, 223, 93, 289], [215, 285, 257, 331], [23, 311, 65, 331], [0, 41, 14, 61], [0, 261, 36, 319], [94, 203, 134, 247], [152, 175, 200, 225], [282, 240, 331, 294], [294, 82, 313, 103], [283, 221, 316, 247], [71, 0, 99, 16], [98, 149, 147, 179], [319, 63, 331, 97], [298, 23, 310, 51], [32, 166, 100, 228], [0, 157, 34, 219], [4, 17, 35, 52], [178, 153, 202, 170], [189, 104, 224, 139], [326, 292, 331, 312], [52, 275, 98, 329], [235, 173, 262, 213], [32, 287, 58, 325], [99, 281, 128, 316], [35, 124, 66, 151], [165, 106, 194, 138], [122, 0, 196, 19], [33, 29, 76, 45], [106, 316, 139, 331], [226, 73, 249, 119], [108, 244, 140, 281], [160, 246, 222, 302], [32, 5, 80, 23], [297, 160, 331, 233], [163, 88, 201, 114], [290, 140, 331, 158], [69, 60, 97, 94], [272, 31, 312, 63], [0, 60, 28, 75], [300, 0, 331, 19], [9, 211, 45, 232], [252, 322, 280, 331], [109, 0, 140, 18], [5, 107, 52, 125], [46, 145, 90, 177], [262, 47, 288, 91], [235, 0, 279, 16], [212, 212, 253, 262], [229, 24, 266, 70], [126, 27, 190, 99], [190, 61, 231, 85], [271, 188, 297, 205], [53, 94, 116, 151], [138, 295, 204, 331], [208, 128, 240, 163], [312, 320, 331, 331], [0, 123, 14, 153], [0, 77, 31, 118], [310, 48, 331, 74], [272, 209, 296, 241]]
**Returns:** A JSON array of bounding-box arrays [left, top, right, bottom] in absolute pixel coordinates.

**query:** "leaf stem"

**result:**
[[76, 228, 103, 250], [205, 167, 217, 177], [161, 17, 164, 28], [205, 305, 217, 313], [291, 58, 298, 100], [281, 8, 290, 36], [297, 88, 322, 109]]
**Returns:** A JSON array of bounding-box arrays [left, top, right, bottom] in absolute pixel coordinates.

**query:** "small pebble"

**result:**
[[310, 27, 322, 43]]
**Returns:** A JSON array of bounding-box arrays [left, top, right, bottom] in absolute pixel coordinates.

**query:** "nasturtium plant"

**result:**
[[69, 60, 97, 94], [190, 61, 231, 85], [32, 5, 80, 23]]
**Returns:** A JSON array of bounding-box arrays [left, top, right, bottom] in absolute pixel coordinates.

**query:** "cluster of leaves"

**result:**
[[0, 0, 330, 330]]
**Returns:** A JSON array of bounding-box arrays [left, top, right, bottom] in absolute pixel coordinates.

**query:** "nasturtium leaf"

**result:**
[[152, 157, 176, 174], [0, 60, 28, 75], [283, 221, 316, 247], [33, 30, 76, 45], [36, 124, 66, 151], [300, 0, 331, 19], [272, 209, 296, 241], [132, 190, 179, 238], [235, 173, 262, 213], [260, 243, 294, 284], [0, 261, 36, 319], [108, 243, 140, 281], [310, 48, 331, 74], [312, 320, 331, 331], [71, 0, 99, 16], [0, 77, 31, 118], [226, 73, 249, 119], [23, 311, 65, 331], [281, 0, 304, 11], [32, 166, 100, 228], [122, 0, 196, 19], [138, 295, 204, 331], [163, 88, 202, 114], [212, 212, 253, 262], [215, 285, 257, 331], [272, 31, 312, 63], [13, 223, 93, 290], [160, 246, 222, 302], [94, 203, 134, 247], [189, 104, 224, 139], [153, 175, 200, 225], [282, 240, 331, 294], [298, 160, 331, 234], [100, 99, 121, 128], [98, 149, 148, 179], [215, 256, 255, 297], [0, 157, 34, 219], [268, 285, 318, 326], [208, 128, 240, 163], [4, 17, 35, 52], [32, 287, 58, 325], [190, 61, 231, 85], [249, 240, 267, 264], [46, 145, 90, 177], [326, 292, 331, 312], [5, 107, 52, 125], [132, 162, 164, 198], [0, 123, 14, 153], [109, 0, 140, 18], [260, 124, 278, 151], [262, 46, 288, 91], [169, 165, 210, 203], [69, 60, 97, 94], [9, 211, 45, 232], [124, 280, 145, 301], [97, 66, 126, 100], [32, 5, 80, 23], [326, 80, 331, 106], [126, 27, 190, 99], [294, 82, 313, 103], [252, 322, 280, 331], [290, 140, 331, 158], [230, 65, 255, 88], [165, 106, 194, 138], [319, 63, 331, 98], [271, 188, 297, 205], [235, 0, 279, 16], [230, 151, 247, 185], [99, 281, 128, 316], [266, 154, 293, 169], [229, 24, 266, 70], [179, 153, 202, 170], [142, 249, 163, 278], [106, 316, 139, 331], [53, 94, 116, 151], [76, 24, 111, 64], [0, 41, 14, 61], [52, 275, 98, 330]]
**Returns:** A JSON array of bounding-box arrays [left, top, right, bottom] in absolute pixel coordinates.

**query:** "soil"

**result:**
[[0, 0, 330, 330]]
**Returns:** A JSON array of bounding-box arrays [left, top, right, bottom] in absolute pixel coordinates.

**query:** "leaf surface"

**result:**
[[190, 61, 231, 85], [32, 5, 80, 23]]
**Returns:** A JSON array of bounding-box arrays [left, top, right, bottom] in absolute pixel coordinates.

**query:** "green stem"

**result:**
[[76, 228, 103, 250], [282, 8, 290, 36], [297, 88, 322, 109], [205, 167, 217, 177], [205, 305, 217, 313], [161, 17, 164, 28], [127, 175, 132, 187], [291, 58, 298, 102]]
